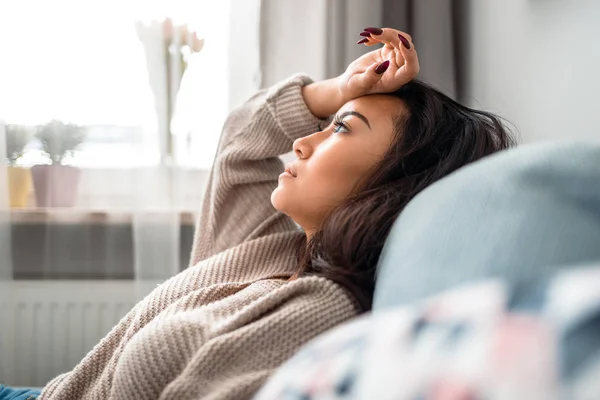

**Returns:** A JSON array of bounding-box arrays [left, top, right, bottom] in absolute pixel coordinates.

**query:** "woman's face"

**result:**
[[271, 94, 406, 237]]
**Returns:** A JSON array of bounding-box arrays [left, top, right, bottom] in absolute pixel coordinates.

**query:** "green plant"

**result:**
[[5, 124, 32, 166], [36, 120, 85, 164]]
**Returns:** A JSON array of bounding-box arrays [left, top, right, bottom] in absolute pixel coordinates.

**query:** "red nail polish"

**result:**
[[398, 33, 411, 49], [364, 27, 383, 35], [375, 60, 390, 74], [359, 31, 371, 37], [357, 38, 369, 45]]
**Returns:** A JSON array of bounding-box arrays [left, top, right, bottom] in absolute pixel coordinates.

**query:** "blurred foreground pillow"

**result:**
[[374, 141, 600, 310], [254, 268, 600, 399]]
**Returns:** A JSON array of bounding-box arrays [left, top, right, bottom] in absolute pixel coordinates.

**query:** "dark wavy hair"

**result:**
[[294, 79, 516, 312]]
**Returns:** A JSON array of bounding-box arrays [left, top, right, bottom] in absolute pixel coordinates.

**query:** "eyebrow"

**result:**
[[337, 111, 371, 130]]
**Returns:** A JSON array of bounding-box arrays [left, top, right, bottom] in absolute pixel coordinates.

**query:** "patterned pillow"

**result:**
[[254, 267, 600, 399]]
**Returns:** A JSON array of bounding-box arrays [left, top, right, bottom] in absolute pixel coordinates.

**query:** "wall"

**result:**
[[460, 0, 600, 143]]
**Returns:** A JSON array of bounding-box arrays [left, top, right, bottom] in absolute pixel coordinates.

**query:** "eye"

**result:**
[[333, 119, 350, 134]]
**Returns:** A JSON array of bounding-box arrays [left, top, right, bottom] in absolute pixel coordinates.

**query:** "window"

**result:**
[[0, 0, 261, 388], [0, 0, 230, 170]]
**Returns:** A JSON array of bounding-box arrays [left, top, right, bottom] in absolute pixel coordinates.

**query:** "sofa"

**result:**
[[253, 141, 600, 399]]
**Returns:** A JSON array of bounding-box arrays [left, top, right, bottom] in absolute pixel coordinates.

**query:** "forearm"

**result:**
[[301, 78, 346, 119], [190, 75, 323, 264]]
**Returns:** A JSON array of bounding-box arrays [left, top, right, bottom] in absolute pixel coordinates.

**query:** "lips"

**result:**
[[284, 163, 297, 177]]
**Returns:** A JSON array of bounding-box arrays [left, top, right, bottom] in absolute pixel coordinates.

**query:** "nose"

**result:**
[[293, 128, 325, 159], [293, 135, 312, 159]]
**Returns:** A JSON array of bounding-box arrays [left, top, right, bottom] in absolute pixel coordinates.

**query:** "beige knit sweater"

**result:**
[[38, 75, 360, 400]]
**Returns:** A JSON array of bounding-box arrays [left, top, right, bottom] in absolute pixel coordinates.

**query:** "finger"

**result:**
[[362, 28, 412, 65], [359, 60, 390, 88], [386, 35, 405, 68], [363, 27, 412, 48], [396, 37, 420, 82], [364, 37, 379, 47], [391, 33, 413, 67], [356, 36, 379, 47]]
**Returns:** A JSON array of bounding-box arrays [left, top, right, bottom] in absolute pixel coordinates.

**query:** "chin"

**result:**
[[271, 186, 297, 218], [272, 188, 316, 231], [270, 187, 285, 212]]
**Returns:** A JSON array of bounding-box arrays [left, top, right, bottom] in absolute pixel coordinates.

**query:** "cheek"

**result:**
[[270, 158, 357, 221], [302, 150, 367, 205], [271, 140, 383, 221]]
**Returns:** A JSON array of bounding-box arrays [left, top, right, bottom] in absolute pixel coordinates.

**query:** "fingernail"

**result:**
[[375, 60, 390, 74], [398, 33, 411, 49], [364, 27, 383, 35], [359, 31, 371, 37], [357, 38, 369, 45]]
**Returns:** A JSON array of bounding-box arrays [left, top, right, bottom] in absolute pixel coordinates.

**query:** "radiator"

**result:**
[[0, 281, 156, 387]]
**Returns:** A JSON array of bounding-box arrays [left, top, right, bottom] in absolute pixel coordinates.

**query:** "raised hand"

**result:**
[[337, 27, 420, 101], [303, 27, 419, 118]]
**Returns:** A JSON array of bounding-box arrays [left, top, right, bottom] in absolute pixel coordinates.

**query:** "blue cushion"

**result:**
[[0, 385, 41, 400], [373, 141, 600, 310]]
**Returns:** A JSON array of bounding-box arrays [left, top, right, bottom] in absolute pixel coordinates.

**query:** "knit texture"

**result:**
[[38, 75, 360, 400]]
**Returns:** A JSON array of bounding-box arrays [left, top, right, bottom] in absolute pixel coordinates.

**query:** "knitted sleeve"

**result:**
[[154, 277, 359, 400], [189, 74, 325, 266]]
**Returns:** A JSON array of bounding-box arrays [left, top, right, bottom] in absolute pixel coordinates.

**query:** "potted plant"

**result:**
[[31, 120, 85, 207], [5, 124, 33, 208]]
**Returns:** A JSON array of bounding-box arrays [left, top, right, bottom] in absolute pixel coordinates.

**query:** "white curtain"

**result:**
[[0, 0, 261, 387], [0, 124, 11, 280], [259, 0, 458, 96], [382, 0, 458, 99], [259, 0, 383, 87]]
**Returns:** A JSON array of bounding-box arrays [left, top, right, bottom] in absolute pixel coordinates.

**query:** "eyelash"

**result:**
[[332, 116, 350, 133]]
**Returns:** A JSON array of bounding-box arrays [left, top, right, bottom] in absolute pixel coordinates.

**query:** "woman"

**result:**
[[27, 28, 513, 399]]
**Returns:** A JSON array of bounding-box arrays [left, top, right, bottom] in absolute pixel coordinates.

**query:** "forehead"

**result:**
[[337, 94, 405, 128]]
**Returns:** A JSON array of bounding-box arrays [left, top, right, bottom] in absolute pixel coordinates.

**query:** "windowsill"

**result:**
[[2, 167, 210, 211], [8, 208, 197, 225], [7, 209, 197, 280]]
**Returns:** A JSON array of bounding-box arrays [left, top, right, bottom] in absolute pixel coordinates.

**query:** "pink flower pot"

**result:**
[[31, 165, 81, 208]]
